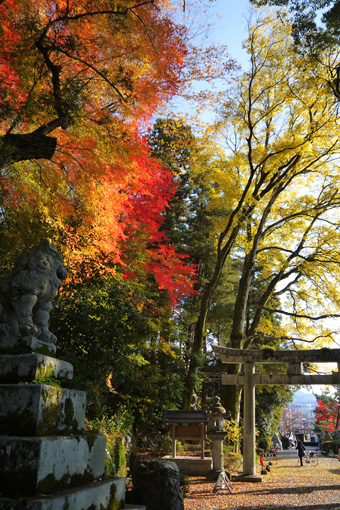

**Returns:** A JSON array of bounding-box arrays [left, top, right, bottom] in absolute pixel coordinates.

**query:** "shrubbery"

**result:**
[[322, 439, 340, 455], [86, 408, 134, 477], [281, 436, 291, 450]]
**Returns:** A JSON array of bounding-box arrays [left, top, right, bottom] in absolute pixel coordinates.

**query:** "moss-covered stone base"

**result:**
[[0, 384, 86, 436], [0, 353, 73, 383], [0, 477, 127, 510], [0, 434, 106, 496]]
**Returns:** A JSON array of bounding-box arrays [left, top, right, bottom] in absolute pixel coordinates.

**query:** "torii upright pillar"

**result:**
[[243, 362, 256, 477], [213, 346, 340, 482]]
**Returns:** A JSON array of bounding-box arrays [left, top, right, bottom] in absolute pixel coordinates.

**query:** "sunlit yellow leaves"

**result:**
[[158, 340, 179, 359], [256, 316, 277, 336], [190, 10, 340, 350], [126, 352, 150, 367]]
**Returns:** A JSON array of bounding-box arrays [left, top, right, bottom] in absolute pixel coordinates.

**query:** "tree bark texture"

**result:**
[[0, 133, 57, 168]]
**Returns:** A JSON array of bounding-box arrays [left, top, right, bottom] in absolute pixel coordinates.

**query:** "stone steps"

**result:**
[[0, 434, 106, 496], [0, 352, 147, 509], [0, 244, 139, 509], [0, 384, 86, 436], [0, 477, 127, 510]]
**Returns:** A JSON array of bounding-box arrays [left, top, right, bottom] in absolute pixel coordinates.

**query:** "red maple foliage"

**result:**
[[0, 0, 196, 303], [315, 398, 340, 435]]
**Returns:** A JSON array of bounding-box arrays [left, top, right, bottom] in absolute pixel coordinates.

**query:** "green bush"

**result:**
[[179, 473, 190, 498], [86, 410, 133, 477], [257, 436, 270, 452], [322, 439, 340, 455], [281, 436, 290, 450], [136, 433, 174, 456]]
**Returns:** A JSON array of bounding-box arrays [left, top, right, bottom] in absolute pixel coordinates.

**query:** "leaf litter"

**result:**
[[184, 450, 340, 509]]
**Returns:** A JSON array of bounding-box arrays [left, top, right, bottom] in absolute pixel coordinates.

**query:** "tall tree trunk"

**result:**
[[181, 210, 253, 409], [181, 172, 276, 410], [222, 378, 242, 453], [230, 253, 253, 349], [181, 250, 229, 409]]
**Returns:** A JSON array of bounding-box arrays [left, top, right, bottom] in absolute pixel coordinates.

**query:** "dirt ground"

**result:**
[[184, 449, 340, 510]]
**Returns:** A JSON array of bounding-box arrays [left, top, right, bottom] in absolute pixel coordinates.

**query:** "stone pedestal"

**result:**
[[206, 431, 227, 480], [0, 335, 57, 356], [0, 348, 125, 509], [0, 383, 86, 435], [0, 242, 144, 509], [163, 456, 212, 476], [0, 353, 73, 383]]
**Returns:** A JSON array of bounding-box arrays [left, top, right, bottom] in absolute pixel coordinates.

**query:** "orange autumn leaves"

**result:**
[[0, 0, 195, 303]]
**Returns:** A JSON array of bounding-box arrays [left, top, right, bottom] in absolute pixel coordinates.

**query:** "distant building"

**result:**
[[279, 392, 318, 445]]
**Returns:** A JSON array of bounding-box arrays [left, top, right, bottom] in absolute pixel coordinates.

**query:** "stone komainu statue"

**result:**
[[0, 239, 67, 346]]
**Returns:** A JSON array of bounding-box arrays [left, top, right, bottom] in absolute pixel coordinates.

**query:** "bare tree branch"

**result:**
[[261, 307, 340, 321]]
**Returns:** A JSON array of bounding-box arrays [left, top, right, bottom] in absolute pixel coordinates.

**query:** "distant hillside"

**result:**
[[292, 390, 318, 407]]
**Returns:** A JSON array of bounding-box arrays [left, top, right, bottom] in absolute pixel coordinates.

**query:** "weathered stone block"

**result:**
[[129, 459, 184, 510], [0, 354, 73, 383], [163, 456, 212, 476], [0, 335, 56, 356], [0, 384, 86, 436], [0, 434, 106, 496], [0, 476, 126, 510]]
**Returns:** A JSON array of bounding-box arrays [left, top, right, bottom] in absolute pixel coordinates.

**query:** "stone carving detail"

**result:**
[[0, 239, 67, 346]]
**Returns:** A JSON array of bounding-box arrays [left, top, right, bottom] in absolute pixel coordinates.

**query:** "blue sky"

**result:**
[[207, 0, 252, 67]]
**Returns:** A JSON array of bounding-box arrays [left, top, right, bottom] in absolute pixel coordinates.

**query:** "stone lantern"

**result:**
[[207, 396, 230, 480]]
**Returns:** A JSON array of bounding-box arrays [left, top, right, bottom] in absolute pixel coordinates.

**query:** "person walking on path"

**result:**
[[296, 439, 306, 466]]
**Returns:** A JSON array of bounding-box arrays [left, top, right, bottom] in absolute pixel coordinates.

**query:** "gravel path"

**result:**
[[184, 449, 340, 509]]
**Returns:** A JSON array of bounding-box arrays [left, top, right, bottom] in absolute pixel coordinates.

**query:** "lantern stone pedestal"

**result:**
[[206, 431, 228, 481], [205, 396, 230, 481]]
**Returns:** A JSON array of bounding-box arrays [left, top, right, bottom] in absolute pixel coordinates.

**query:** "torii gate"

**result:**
[[212, 346, 340, 481]]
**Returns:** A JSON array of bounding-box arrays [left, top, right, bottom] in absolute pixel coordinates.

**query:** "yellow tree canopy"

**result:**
[[192, 11, 340, 349]]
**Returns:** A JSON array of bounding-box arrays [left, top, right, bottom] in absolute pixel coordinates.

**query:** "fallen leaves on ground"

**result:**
[[184, 450, 340, 509]]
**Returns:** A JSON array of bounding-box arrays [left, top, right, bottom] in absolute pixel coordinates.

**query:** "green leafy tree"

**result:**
[[51, 272, 185, 433], [256, 386, 294, 451], [148, 118, 242, 405]]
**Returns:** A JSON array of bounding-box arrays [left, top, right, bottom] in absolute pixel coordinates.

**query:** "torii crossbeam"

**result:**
[[212, 346, 340, 482]]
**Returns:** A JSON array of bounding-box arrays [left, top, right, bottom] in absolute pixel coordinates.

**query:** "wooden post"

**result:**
[[171, 423, 177, 458], [200, 423, 205, 459]]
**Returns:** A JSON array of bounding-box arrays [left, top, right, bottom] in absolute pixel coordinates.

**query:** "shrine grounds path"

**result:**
[[184, 449, 340, 510]]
